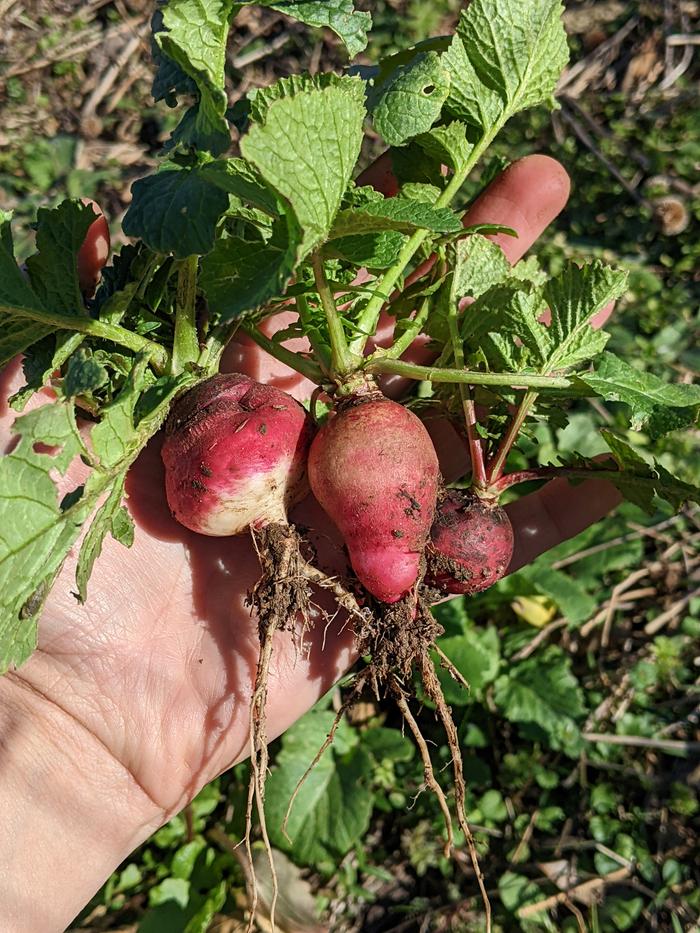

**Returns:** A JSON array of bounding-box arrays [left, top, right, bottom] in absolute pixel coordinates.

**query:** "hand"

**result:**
[[0, 155, 620, 932]]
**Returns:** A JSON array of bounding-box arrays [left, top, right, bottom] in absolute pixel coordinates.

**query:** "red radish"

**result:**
[[426, 490, 514, 595], [162, 373, 313, 535], [308, 395, 439, 603]]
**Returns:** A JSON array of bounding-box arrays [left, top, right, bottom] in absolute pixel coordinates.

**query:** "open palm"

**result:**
[[2, 154, 620, 825]]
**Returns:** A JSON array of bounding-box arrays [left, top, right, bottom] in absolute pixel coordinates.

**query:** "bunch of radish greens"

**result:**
[[1, 0, 699, 924]]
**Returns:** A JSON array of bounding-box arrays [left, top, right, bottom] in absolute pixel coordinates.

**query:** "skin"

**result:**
[[0, 154, 621, 932]]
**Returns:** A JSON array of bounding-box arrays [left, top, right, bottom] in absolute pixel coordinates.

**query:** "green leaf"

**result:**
[[433, 624, 501, 704], [244, 72, 353, 126], [493, 646, 585, 752], [0, 320, 54, 370], [183, 881, 226, 933], [123, 166, 230, 258], [0, 402, 88, 672], [463, 281, 551, 371], [370, 50, 451, 147], [579, 352, 700, 436], [265, 708, 373, 866], [329, 197, 463, 239], [543, 260, 628, 370], [199, 221, 298, 318], [10, 334, 85, 411], [75, 477, 132, 603], [443, 28, 503, 132], [241, 80, 365, 260], [598, 432, 700, 513], [89, 356, 156, 470], [361, 727, 414, 764], [256, 0, 371, 57], [498, 871, 541, 912], [0, 214, 55, 363], [479, 788, 508, 822], [0, 358, 182, 671], [325, 231, 405, 269], [517, 564, 597, 624], [152, 0, 233, 155], [453, 234, 511, 299], [444, 0, 569, 131], [63, 348, 109, 398], [415, 121, 473, 170], [26, 200, 97, 314], [200, 158, 279, 215], [150, 876, 190, 909]]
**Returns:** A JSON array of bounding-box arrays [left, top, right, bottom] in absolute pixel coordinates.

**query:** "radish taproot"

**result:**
[[308, 394, 440, 603], [426, 490, 514, 595], [162, 373, 313, 536]]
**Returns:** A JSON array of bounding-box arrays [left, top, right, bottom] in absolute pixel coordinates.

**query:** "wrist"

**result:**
[[0, 673, 163, 932]]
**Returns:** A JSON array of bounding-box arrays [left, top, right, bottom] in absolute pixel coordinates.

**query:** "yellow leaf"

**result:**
[[511, 595, 557, 628]]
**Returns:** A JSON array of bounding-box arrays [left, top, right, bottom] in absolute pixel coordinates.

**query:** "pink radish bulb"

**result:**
[[162, 373, 313, 535], [308, 397, 439, 603], [426, 490, 514, 595]]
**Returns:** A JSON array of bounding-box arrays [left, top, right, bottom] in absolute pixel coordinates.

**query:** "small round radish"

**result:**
[[308, 396, 439, 603], [426, 490, 514, 595], [162, 373, 313, 535]]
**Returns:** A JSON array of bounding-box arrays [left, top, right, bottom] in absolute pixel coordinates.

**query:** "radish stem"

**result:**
[[365, 358, 589, 393], [446, 268, 487, 489], [349, 121, 504, 356], [171, 255, 199, 374], [487, 390, 538, 483], [241, 322, 325, 383], [311, 252, 358, 378]]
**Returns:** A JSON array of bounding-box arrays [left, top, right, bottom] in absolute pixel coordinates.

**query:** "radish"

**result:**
[[426, 490, 514, 595], [162, 373, 313, 535], [307, 393, 440, 603]]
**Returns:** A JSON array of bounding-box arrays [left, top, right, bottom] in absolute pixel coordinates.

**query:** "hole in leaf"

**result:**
[[33, 441, 60, 456], [422, 84, 436, 95], [61, 485, 85, 511]]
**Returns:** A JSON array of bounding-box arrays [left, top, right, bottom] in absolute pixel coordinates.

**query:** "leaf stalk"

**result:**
[[311, 253, 358, 377], [171, 255, 200, 374], [349, 122, 503, 356], [1, 303, 170, 373]]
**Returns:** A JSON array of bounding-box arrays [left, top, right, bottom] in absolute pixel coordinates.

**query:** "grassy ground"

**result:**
[[1, 2, 698, 931]]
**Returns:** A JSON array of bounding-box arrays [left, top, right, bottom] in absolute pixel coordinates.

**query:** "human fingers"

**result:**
[[77, 199, 110, 296], [356, 150, 400, 197], [506, 476, 623, 571]]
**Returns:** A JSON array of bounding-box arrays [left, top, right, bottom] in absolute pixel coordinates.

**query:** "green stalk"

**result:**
[[372, 295, 432, 362], [241, 322, 325, 384], [365, 358, 588, 393], [348, 123, 502, 357], [198, 321, 234, 374], [490, 464, 622, 496], [296, 294, 332, 375], [311, 253, 358, 377], [2, 303, 169, 372], [446, 273, 487, 489], [487, 390, 538, 483], [171, 255, 200, 374]]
